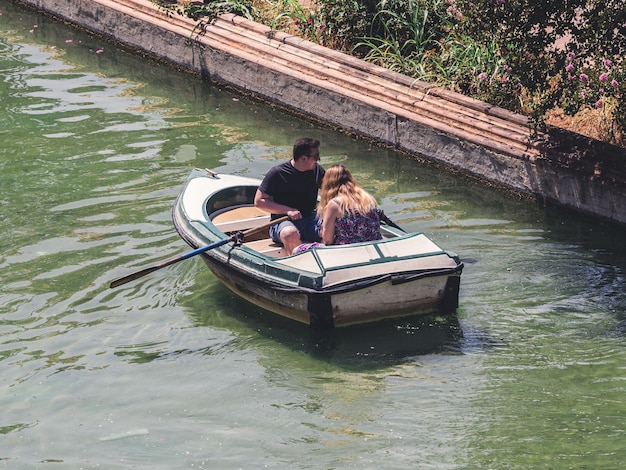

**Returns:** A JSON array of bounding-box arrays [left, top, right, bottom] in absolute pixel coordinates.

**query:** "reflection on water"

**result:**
[[182, 278, 464, 369], [1, 2, 626, 468]]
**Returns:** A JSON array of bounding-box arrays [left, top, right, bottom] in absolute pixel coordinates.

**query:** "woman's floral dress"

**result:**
[[293, 204, 382, 254], [333, 207, 382, 245]]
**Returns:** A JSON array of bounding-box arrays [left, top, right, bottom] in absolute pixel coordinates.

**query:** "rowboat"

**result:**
[[172, 168, 464, 328]]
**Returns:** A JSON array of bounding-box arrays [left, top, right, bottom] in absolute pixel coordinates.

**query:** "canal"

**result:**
[[1, 3, 625, 468]]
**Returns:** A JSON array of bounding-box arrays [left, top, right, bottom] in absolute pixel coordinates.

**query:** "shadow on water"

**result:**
[[307, 315, 464, 367], [181, 273, 464, 370]]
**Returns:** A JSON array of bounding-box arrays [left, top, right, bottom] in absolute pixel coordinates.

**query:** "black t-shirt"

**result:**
[[259, 161, 325, 218]]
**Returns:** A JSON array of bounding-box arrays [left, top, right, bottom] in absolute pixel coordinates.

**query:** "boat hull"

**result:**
[[201, 253, 461, 327]]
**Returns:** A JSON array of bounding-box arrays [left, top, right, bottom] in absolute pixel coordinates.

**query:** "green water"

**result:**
[[1, 3, 625, 468]]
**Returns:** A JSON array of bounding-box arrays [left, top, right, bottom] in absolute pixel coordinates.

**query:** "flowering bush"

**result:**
[[453, 0, 626, 143], [154, 0, 626, 146], [316, 0, 626, 145], [558, 54, 624, 141]]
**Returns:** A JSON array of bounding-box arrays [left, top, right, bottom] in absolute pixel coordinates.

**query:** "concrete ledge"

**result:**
[[17, 0, 626, 224]]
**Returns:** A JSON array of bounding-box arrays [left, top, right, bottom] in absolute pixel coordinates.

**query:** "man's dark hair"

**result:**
[[293, 138, 320, 161]]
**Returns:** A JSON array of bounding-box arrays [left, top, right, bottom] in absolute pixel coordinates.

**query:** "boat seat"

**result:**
[[212, 204, 271, 233], [242, 238, 288, 258]]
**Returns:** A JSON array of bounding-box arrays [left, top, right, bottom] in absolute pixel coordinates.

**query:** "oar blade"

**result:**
[[108, 237, 231, 289]]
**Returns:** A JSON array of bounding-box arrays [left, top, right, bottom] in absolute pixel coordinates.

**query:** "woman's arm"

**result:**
[[320, 200, 340, 245]]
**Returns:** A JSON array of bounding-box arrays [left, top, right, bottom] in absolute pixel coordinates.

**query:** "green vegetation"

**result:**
[[154, 0, 626, 147]]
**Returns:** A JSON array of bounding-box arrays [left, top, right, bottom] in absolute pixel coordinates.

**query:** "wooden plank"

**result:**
[[212, 205, 269, 223], [212, 205, 272, 233], [243, 238, 287, 258]]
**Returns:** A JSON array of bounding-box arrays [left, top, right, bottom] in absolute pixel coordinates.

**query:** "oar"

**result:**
[[109, 215, 288, 288], [378, 210, 407, 233]]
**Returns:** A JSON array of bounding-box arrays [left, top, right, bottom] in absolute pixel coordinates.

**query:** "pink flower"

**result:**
[[565, 63, 575, 72], [95, 49, 104, 54], [65, 39, 73, 43], [611, 79, 619, 87], [581, 89, 587, 97], [595, 99, 603, 108], [501, 76, 509, 82], [446, 5, 463, 19], [579, 73, 588, 83], [604, 59, 613, 68], [478, 73, 488, 82], [599, 72, 609, 82]]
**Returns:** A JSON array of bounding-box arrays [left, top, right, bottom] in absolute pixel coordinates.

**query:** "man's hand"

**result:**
[[287, 209, 302, 220]]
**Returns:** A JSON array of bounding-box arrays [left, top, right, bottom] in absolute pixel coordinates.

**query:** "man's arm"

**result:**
[[254, 189, 302, 220]]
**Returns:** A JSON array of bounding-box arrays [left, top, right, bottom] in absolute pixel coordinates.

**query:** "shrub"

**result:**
[[154, 0, 626, 146]]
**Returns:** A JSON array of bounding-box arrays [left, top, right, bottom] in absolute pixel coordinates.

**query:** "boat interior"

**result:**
[[211, 205, 289, 258], [210, 203, 402, 259]]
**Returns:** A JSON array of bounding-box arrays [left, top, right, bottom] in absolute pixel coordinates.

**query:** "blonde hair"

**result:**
[[317, 164, 378, 218]]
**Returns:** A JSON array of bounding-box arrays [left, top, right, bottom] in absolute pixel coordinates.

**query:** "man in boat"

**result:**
[[254, 138, 325, 254]]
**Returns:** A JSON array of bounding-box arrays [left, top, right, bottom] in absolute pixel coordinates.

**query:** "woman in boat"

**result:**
[[293, 164, 381, 253]]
